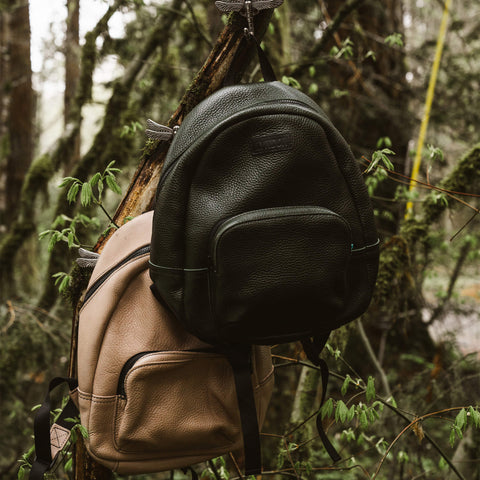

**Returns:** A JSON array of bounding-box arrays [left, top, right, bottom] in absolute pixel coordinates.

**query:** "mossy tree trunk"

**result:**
[[64, 0, 81, 172], [4, 0, 34, 225]]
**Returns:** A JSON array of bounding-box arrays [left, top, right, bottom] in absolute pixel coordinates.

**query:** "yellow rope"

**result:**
[[405, 0, 452, 218]]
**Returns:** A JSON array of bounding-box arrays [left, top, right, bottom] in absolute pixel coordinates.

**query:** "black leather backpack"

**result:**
[[146, 38, 379, 474], [149, 54, 379, 350]]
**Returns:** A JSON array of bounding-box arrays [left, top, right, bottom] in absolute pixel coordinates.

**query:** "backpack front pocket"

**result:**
[[209, 206, 352, 343], [114, 351, 240, 455]]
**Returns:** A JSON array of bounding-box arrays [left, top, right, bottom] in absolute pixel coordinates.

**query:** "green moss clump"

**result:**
[[423, 143, 480, 224]]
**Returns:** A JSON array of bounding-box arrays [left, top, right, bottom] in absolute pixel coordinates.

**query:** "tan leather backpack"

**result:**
[[30, 212, 274, 479]]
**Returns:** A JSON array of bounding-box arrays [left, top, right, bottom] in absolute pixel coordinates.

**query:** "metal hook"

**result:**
[[214, 0, 284, 38], [244, 0, 255, 37]]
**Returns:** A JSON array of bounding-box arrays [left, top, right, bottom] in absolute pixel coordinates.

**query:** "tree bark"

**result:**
[[5, 0, 34, 224], [64, 0, 81, 172], [0, 9, 9, 225]]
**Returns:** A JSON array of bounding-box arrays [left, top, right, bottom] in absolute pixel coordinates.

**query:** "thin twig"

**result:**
[[282, 437, 301, 480], [361, 156, 480, 199], [357, 319, 392, 398], [372, 407, 467, 480], [228, 452, 244, 480], [293, 0, 366, 77], [184, 0, 214, 48], [1, 301, 16, 334], [274, 353, 464, 478]]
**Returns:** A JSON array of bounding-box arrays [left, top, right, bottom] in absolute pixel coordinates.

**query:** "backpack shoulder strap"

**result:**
[[29, 377, 79, 480], [301, 335, 342, 464], [224, 345, 262, 475], [224, 34, 277, 86]]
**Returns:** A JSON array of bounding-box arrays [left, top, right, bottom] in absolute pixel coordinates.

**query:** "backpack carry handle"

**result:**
[[224, 34, 277, 86], [29, 377, 79, 480]]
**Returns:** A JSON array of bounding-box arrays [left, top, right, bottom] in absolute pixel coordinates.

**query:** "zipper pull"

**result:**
[[76, 248, 100, 269], [145, 119, 178, 142]]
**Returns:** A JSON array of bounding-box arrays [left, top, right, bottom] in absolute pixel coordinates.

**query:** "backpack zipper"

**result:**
[[145, 119, 179, 142], [117, 348, 220, 399], [82, 245, 151, 304], [209, 206, 350, 272], [155, 98, 319, 193]]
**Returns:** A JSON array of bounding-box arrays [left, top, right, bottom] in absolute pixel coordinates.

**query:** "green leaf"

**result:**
[[48, 234, 59, 253], [329, 46, 339, 56], [449, 428, 456, 447], [97, 179, 104, 198], [341, 375, 352, 396], [281, 76, 302, 90], [384, 32, 404, 47], [105, 161, 121, 174], [105, 175, 122, 195], [89, 172, 101, 188], [427, 144, 444, 163], [38, 230, 53, 240], [308, 82, 318, 95], [58, 176, 78, 188], [455, 408, 467, 431], [359, 410, 368, 429], [335, 400, 349, 423], [52, 214, 72, 228], [366, 376, 376, 402], [365, 50, 377, 61], [321, 397, 334, 419], [370, 407, 380, 422], [376, 136, 392, 148], [397, 450, 409, 463], [18, 466, 26, 480], [469, 406, 480, 427], [67, 231, 75, 249], [105, 160, 116, 171], [67, 182, 80, 203], [64, 457, 73, 472], [438, 456, 448, 470], [61, 276, 71, 293], [80, 182, 93, 206], [309, 65, 316, 78], [347, 405, 356, 422], [331, 88, 349, 99], [341, 428, 356, 442], [201, 468, 212, 480]]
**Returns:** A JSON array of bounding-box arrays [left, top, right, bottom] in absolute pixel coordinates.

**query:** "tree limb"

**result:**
[[291, 0, 365, 77]]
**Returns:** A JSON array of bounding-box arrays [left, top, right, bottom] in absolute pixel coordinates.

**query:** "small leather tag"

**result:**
[[50, 424, 71, 459], [250, 132, 294, 156]]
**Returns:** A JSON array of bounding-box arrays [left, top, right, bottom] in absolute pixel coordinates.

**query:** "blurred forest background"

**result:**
[[0, 0, 479, 479]]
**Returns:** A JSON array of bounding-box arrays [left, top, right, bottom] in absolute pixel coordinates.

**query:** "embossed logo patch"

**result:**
[[250, 132, 294, 156]]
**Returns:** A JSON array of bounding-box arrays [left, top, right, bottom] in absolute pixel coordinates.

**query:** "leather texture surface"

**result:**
[[78, 212, 274, 474], [150, 81, 379, 344]]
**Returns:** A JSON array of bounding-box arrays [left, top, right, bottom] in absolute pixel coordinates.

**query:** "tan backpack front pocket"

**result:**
[[114, 351, 241, 455]]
